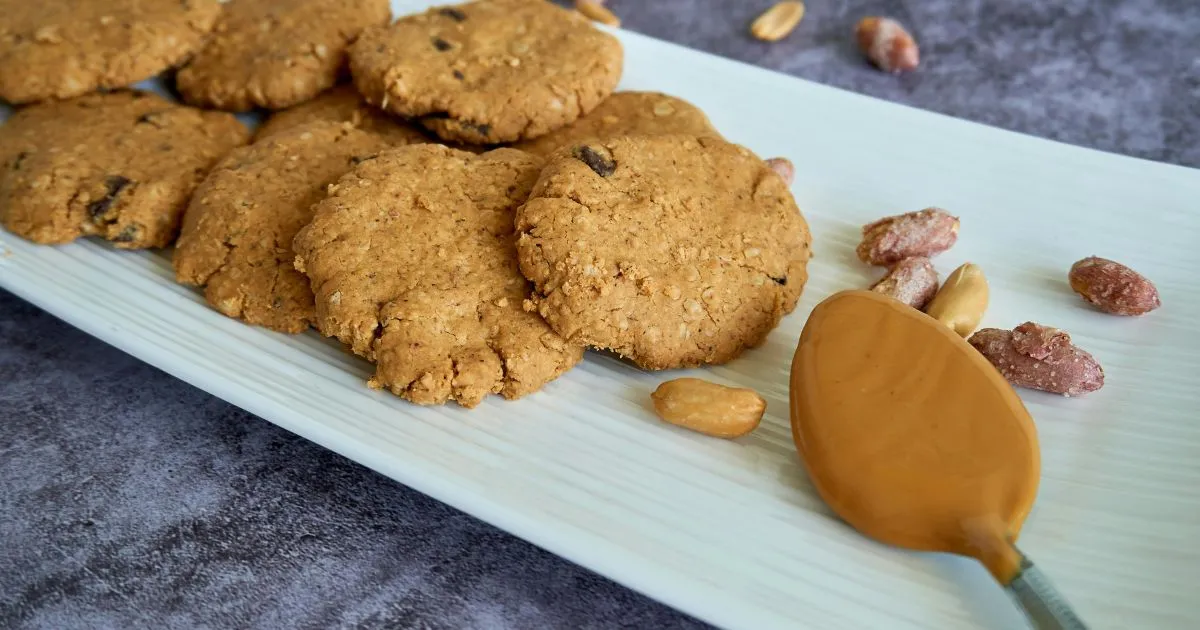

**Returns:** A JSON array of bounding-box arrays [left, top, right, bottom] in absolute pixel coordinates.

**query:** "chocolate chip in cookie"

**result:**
[[573, 145, 616, 177]]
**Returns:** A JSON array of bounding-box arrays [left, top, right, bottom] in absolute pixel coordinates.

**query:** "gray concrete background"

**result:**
[[2, 1, 1197, 628]]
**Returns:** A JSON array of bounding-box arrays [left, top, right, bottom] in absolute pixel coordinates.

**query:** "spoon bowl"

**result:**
[[790, 290, 1039, 582]]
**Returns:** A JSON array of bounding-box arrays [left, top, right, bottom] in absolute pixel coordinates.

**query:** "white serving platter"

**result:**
[[2, 2, 1199, 628]]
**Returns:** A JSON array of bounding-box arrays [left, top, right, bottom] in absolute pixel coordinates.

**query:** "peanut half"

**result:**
[[1068, 256, 1161, 316], [969, 322, 1104, 397], [651, 378, 766, 438], [751, 2, 806, 42], [576, 0, 620, 27], [870, 256, 939, 309], [855, 17, 919, 73], [857, 207, 959, 265], [924, 262, 988, 337]]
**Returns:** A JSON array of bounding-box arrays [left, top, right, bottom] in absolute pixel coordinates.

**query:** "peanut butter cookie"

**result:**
[[0, 0, 221, 104], [513, 91, 718, 157], [0, 91, 248, 248], [516, 135, 812, 369], [254, 85, 427, 144], [349, 0, 622, 145], [293, 144, 583, 407], [175, 121, 411, 333], [176, 0, 391, 111]]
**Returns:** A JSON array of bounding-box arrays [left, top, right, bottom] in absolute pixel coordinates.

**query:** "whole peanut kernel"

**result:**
[[1068, 256, 1161, 316], [870, 256, 939, 309], [857, 207, 959, 266], [651, 378, 766, 439], [855, 17, 919, 73]]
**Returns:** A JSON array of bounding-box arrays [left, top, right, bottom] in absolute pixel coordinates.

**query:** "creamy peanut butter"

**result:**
[[790, 290, 1039, 584]]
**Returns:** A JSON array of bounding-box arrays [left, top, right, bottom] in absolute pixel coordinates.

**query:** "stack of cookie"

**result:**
[[0, 0, 812, 408]]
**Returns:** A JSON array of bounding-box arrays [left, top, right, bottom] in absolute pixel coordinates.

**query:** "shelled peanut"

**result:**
[[1068, 256, 1161, 316], [765, 157, 795, 186], [855, 17, 919, 73], [845, 203, 1166, 398], [969, 322, 1104, 396], [856, 208, 959, 265], [870, 257, 938, 309]]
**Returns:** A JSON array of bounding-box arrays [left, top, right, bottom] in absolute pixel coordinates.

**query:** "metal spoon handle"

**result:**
[[1006, 552, 1089, 630]]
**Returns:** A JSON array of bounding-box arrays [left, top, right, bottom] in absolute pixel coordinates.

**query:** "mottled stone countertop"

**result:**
[[2, 1, 1196, 628]]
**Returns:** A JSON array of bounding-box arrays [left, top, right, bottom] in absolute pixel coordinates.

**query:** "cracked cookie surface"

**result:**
[[293, 144, 583, 407], [0, 91, 248, 248], [515, 135, 812, 369], [254, 84, 428, 144], [176, 0, 391, 111], [0, 0, 222, 104], [513, 91, 718, 157], [174, 121, 412, 333], [348, 0, 622, 145]]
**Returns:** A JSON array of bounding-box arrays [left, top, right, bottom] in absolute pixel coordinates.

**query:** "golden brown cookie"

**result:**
[[349, 0, 623, 145], [176, 0, 391, 112], [512, 91, 718, 157], [0, 91, 248, 248], [254, 85, 428, 144], [0, 0, 221, 104], [515, 135, 812, 370], [174, 121, 411, 333], [293, 145, 583, 407]]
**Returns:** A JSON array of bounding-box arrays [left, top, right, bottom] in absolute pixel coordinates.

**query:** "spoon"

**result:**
[[789, 290, 1087, 629]]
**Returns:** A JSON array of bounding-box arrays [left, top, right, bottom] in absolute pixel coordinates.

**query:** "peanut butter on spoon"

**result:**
[[790, 290, 1087, 629]]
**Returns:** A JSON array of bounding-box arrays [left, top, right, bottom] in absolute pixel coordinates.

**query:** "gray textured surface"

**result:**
[[2, 1, 1197, 629]]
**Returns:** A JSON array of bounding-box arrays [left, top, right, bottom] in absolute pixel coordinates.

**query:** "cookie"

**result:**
[[293, 144, 583, 407], [515, 135, 812, 370], [0, 0, 221, 104], [0, 91, 248, 248], [255, 85, 489, 153], [174, 121, 410, 333], [176, 0, 391, 111], [254, 85, 430, 144], [513, 91, 718, 157], [349, 0, 623, 145]]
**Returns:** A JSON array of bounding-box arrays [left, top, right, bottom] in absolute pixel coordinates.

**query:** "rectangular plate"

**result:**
[[3, 2, 1198, 627]]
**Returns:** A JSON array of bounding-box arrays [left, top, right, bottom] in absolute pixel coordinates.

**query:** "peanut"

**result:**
[[765, 157, 795, 186], [870, 256, 938, 309], [651, 378, 766, 438], [576, 0, 620, 27], [969, 322, 1104, 397], [857, 207, 959, 265], [924, 262, 988, 337], [751, 2, 806, 42], [1068, 256, 1161, 316], [855, 17, 919, 73]]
